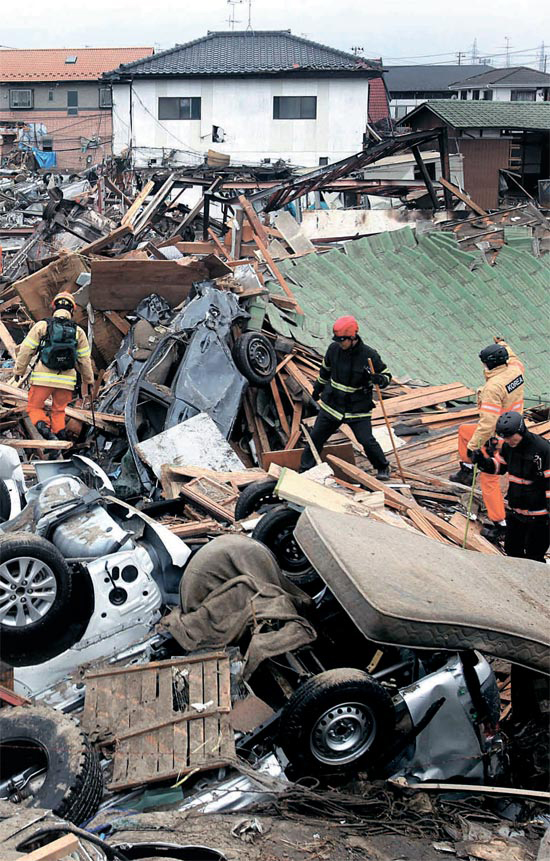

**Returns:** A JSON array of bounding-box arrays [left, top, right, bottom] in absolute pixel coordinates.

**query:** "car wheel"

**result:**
[[0, 533, 73, 655], [252, 504, 320, 588], [233, 332, 276, 386], [0, 479, 11, 523], [235, 478, 278, 521], [279, 669, 396, 775], [0, 705, 103, 825]]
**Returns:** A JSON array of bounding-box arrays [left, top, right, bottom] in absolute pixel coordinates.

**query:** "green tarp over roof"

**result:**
[[270, 227, 549, 403]]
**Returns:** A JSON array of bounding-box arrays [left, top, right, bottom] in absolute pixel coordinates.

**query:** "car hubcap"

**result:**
[[248, 338, 272, 376], [0, 557, 57, 627], [310, 702, 376, 765]]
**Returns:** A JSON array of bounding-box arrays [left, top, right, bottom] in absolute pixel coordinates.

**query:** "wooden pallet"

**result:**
[[82, 652, 234, 791]]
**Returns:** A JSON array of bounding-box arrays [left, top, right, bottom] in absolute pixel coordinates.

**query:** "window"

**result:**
[[460, 90, 468, 99], [48, 90, 54, 102], [99, 87, 112, 108], [9, 89, 33, 109], [42, 137, 53, 152], [65, 55, 77, 64], [158, 97, 201, 120], [319, 156, 329, 166], [483, 90, 493, 100], [472, 90, 480, 100], [67, 90, 78, 116], [511, 89, 536, 101], [273, 96, 317, 119]]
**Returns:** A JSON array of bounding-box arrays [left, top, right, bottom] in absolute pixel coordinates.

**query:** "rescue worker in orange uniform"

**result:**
[[14, 292, 94, 440], [449, 337, 525, 543]]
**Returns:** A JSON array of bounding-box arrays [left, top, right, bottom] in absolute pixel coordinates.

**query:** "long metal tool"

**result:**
[[87, 389, 101, 462], [367, 358, 405, 483], [462, 464, 478, 548]]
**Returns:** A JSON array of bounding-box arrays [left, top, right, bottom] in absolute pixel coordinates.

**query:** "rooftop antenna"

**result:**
[[352, 46, 364, 56], [471, 37, 478, 63], [538, 41, 546, 72], [500, 36, 512, 66], [246, 0, 253, 31], [227, 0, 243, 30]]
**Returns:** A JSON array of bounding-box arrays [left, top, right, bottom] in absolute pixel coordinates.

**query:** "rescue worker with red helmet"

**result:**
[[449, 336, 525, 543], [14, 291, 94, 440], [300, 315, 392, 478], [470, 411, 549, 563]]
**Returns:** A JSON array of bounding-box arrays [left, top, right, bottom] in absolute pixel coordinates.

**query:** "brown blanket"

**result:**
[[162, 534, 317, 678]]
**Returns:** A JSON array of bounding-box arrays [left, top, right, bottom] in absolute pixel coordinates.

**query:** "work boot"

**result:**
[[449, 462, 474, 486], [35, 420, 58, 441], [56, 429, 70, 441], [376, 466, 391, 481], [481, 522, 506, 545]]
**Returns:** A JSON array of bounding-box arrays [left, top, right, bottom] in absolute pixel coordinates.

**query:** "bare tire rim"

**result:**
[[248, 338, 272, 375], [0, 557, 58, 627], [277, 524, 310, 573], [310, 701, 376, 765]]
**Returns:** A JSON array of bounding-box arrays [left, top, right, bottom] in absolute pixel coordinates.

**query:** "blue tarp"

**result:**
[[32, 149, 57, 168]]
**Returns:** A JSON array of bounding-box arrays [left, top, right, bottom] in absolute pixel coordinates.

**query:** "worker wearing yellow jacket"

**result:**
[[450, 337, 525, 542], [14, 292, 94, 440]]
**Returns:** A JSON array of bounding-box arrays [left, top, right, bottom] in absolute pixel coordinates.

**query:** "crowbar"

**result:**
[[367, 358, 405, 483]]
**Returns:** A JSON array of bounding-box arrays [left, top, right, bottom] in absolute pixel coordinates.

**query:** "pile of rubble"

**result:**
[[0, 147, 549, 861]]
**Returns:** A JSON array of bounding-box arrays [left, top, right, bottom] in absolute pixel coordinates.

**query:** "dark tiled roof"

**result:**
[[402, 99, 550, 130], [450, 65, 550, 89], [267, 229, 549, 400], [106, 31, 381, 78], [384, 64, 493, 93]]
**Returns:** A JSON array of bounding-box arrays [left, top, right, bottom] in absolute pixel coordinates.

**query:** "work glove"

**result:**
[[485, 436, 499, 456], [371, 372, 389, 388], [469, 449, 484, 465], [311, 382, 323, 402]]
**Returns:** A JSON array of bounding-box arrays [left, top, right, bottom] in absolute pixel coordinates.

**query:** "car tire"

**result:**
[[235, 478, 278, 521], [251, 504, 320, 588], [279, 669, 396, 775], [0, 533, 73, 656], [0, 705, 103, 824], [0, 479, 11, 522], [233, 332, 276, 386]]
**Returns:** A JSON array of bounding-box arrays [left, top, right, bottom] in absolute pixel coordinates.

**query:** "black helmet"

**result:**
[[479, 344, 509, 369], [496, 411, 526, 438]]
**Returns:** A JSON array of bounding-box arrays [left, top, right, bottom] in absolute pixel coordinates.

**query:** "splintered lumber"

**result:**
[[372, 384, 474, 420], [78, 224, 132, 255], [326, 455, 499, 553], [178, 476, 237, 522], [0, 381, 123, 432], [164, 464, 267, 486], [121, 180, 155, 226], [270, 378, 291, 435], [167, 519, 222, 538], [275, 466, 384, 516], [2, 439, 72, 450]]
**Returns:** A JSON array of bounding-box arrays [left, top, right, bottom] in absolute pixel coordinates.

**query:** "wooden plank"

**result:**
[[238, 194, 271, 245], [21, 834, 80, 861], [78, 224, 131, 255], [121, 180, 155, 225], [285, 401, 303, 450], [188, 661, 206, 763], [203, 658, 221, 759], [273, 210, 315, 254], [371, 384, 474, 420], [103, 310, 131, 335], [269, 378, 291, 435], [86, 652, 228, 678], [438, 177, 487, 216], [0, 319, 18, 359], [285, 359, 313, 395], [262, 441, 355, 472], [276, 466, 383, 515], [133, 176, 176, 234], [1, 439, 72, 450], [178, 485, 236, 522], [89, 259, 200, 310]]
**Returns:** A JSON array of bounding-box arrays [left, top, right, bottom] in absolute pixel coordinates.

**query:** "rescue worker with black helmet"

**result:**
[[300, 315, 392, 478], [470, 411, 549, 563], [449, 336, 525, 543], [14, 291, 94, 440]]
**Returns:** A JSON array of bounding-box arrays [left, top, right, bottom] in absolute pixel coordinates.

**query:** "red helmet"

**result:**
[[333, 315, 359, 338]]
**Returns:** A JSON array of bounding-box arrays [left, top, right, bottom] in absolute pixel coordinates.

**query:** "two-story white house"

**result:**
[[105, 30, 389, 168], [449, 66, 550, 102]]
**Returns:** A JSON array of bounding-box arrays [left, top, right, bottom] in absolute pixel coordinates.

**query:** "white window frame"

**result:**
[[99, 86, 112, 109], [9, 89, 33, 109]]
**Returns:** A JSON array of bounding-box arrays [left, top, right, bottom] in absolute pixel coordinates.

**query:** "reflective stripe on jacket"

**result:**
[[14, 309, 94, 391], [478, 430, 550, 515], [316, 337, 391, 422], [468, 341, 525, 451]]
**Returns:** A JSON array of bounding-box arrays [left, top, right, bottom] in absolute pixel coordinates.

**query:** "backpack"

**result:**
[[39, 317, 78, 371]]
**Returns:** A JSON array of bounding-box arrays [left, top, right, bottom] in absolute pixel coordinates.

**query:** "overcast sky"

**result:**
[[2, 0, 548, 68]]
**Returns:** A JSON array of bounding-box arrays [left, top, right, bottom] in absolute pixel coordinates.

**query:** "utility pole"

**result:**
[[503, 36, 511, 66], [538, 41, 546, 72], [456, 51, 466, 65]]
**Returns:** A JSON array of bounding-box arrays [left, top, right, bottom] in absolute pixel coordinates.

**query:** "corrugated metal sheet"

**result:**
[[269, 227, 549, 402]]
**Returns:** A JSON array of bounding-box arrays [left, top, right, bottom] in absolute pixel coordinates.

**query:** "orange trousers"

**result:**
[[458, 423, 505, 523], [28, 385, 73, 434]]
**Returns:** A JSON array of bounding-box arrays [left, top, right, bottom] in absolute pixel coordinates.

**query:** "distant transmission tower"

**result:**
[[471, 38, 478, 63], [502, 36, 512, 66], [538, 41, 546, 71]]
